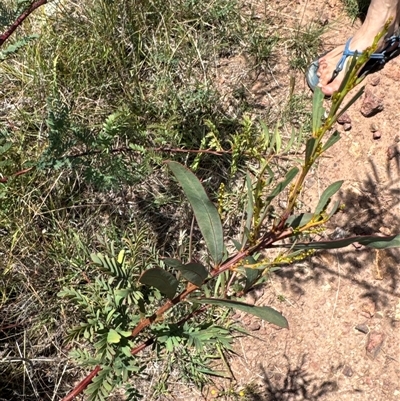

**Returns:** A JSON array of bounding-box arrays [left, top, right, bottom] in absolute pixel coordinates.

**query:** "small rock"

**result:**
[[387, 144, 400, 160], [355, 324, 369, 334], [247, 321, 261, 331], [370, 76, 380, 86], [395, 135, 400, 143], [337, 112, 351, 125], [372, 131, 382, 140], [342, 365, 354, 377], [366, 331, 385, 360], [360, 90, 384, 117], [361, 299, 376, 317], [369, 123, 379, 132], [379, 226, 391, 236], [343, 123, 352, 131]]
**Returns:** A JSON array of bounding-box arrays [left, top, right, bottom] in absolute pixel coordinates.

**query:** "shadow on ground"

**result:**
[[275, 167, 400, 309], [247, 355, 338, 401]]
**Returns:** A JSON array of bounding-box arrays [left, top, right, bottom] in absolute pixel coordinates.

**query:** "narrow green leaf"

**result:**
[[335, 86, 364, 122], [192, 298, 288, 328], [107, 329, 121, 344], [91, 253, 103, 265], [0, 142, 12, 154], [314, 180, 343, 217], [327, 200, 341, 219], [232, 238, 242, 251], [265, 167, 299, 205], [139, 267, 179, 299], [245, 173, 254, 232], [305, 137, 317, 164], [337, 53, 359, 93], [167, 161, 224, 264], [175, 263, 208, 286], [196, 368, 232, 378], [312, 87, 324, 135], [321, 131, 341, 153], [260, 121, 270, 149], [283, 126, 296, 153], [285, 234, 400, 250], [286, 213, 314, 229], [274, 124, 282, 153]]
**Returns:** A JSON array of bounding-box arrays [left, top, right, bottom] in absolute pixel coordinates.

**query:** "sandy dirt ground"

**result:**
[[192, 0, 400, 400]]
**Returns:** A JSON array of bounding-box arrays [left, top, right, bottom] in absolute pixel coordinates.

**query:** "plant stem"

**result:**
[[0, 0, 48, 48]]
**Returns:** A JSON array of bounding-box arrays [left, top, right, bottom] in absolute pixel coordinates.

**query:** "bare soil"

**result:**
[[197, 1, 400, 400]]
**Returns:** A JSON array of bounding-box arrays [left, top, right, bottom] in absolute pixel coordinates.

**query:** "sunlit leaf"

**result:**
[[91, 253, 103, 265], [286, 213, 314, 228], [314, 180, 343, 217], [327, 200, 341, 219], [322, 131, 341, 153], [274, 124, 282, 153], [245, 173, 254, 232], [192, 298, 288, 328], [139, 268, 179, 299], [265, 167, 299, 205], [335, 86, 364, 122], [167, 161, 224, 264], [107, 329, 121, 344], [117, 249, 125, 264], [312, 87, 324, 135]]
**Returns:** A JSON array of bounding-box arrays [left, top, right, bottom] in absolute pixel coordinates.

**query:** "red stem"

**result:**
[[60, 233, 290, 400], [61, 365, 101, 401], [0, 167, 34, 183], [0, 0, 48, 48]]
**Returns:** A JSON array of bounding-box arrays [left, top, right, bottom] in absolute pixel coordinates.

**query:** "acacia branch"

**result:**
[[61, 227, 295, 400], [0, 0, 48, 48]]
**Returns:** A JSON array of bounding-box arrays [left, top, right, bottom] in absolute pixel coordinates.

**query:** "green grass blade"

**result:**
[[193, 298, 288, 328], [167, 161, 224, 264], [245, 173, 254, 233], [314, 180, 343, 217], [274, 124, 282, 153]]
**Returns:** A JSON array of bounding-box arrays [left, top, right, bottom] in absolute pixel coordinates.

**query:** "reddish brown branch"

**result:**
[[0, 0, 48, 48], [0, 167, 34, 183], [61, 365, 101, 401], [61, 226, 294, 400]]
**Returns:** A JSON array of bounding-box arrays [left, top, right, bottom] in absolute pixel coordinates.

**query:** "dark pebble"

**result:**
[[355, 324, 369, 334]]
